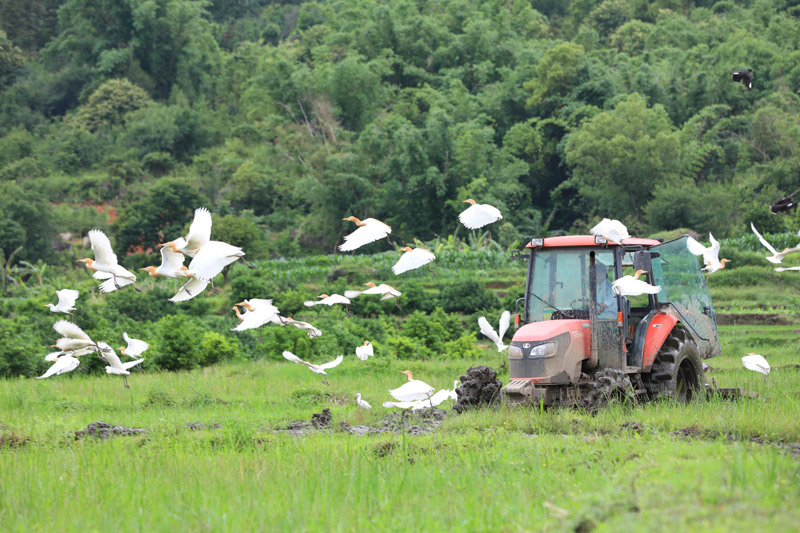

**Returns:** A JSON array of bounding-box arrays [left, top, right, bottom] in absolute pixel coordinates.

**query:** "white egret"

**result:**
[[282, 351, 343, 385], [37, 354, 80, 380], [612, 270, 662, 297], [51, 320, 94, 351], [750, 223, 800, 264], [355, 393, 372, 409], [186, 240, 247, 282], [303, 294, 351, 314], [232, 299, 283, 342], [169, 277, 210, 302], [159, 207, 212, 257], [478, 311, 510, 352], [686, 234, 730, 274], [43, 289, 79, 315], [775, 266, 800, 272], [345, 282, 402, 309], [120, 332, 149, 359], [355, 340, 374, 361], [388, 370, 434, 402], [742, 353, 770, 376], [97, 342, 144, 388], [459, 199, 503, 230], [77, 230, 139, 292], [283, 317, 322, 338], [590, 218, 630, 243], [339, 216, 392, 252], [392, 246, 436, 275], [140, 246, 192, 278]]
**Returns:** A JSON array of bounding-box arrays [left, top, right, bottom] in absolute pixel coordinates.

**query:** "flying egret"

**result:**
[[43, 289, 79, 315], [140, 246, 193, 278], [750, 223, 800, 264], [612, 270, 662, 297], [51, 320, 95, 352], [478, 311, 510, 352], [282, 317, 322, 338], [339, 216, 392, 252], [391, 247, 436, 275], [590, 218, 630, 243], [355, 393, 372, 409], [742, 353, 770, 380], [345, 282, 402, 308], [355, 340, 374, 361], [388, 370, 434, 402], [303, 294, 351, 315], [282, 351, 343, 385], [37, 354, 80, 380], [97, 342, 144, 388], [169, 277, 210, 302], [77, 230, 139, 292], [775, 266, 800, 272], [232, 299, 283, 342], [159, 207, 212, 257], [686, 234, 730, 274], [120, 332, 149, 359], [459, 199, 503, 230]]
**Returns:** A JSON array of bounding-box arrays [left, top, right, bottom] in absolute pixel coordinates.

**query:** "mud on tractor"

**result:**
[[501, 235, 721, 407]]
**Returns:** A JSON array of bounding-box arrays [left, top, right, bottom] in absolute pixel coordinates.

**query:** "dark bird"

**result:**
[[731, 69, 753, 90]]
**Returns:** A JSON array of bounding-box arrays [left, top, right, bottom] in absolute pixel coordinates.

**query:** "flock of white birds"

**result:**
[[36, 205, 782, 397], [36, 199, 507, 409]]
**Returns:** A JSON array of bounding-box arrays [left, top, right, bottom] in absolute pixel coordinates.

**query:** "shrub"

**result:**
[[198, 331, 239, 366], [150, 314, 206, 371], [442, 333, 482, 359], [439, 279, 498, 313]]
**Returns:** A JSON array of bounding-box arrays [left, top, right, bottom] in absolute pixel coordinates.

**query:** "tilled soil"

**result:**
[[74, 421, 147, 440], [277, 407, 448, 436], [671, 425, 800, 458], [454, 365, 502, 413]]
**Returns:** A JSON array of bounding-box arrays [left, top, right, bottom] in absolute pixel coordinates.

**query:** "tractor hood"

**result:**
[[512, 319, 590, 343], [508, 319, 591, 384]]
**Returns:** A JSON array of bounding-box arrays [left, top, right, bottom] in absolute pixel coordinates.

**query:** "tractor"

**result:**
[[501, 234, 721, 407]]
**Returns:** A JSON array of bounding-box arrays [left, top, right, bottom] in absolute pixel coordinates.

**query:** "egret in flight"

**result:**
[[43, 289, 79, 315], [478, 311, 510, 352], [392, 247, 435, 275], [459, 199, 503, 230], [339, 216, 392, 251], [282, 351, 344, 385], [77, 230, 139, 292]]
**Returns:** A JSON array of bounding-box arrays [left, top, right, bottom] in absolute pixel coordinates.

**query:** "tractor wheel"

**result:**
[[645, 326, 705, 402], [580, 368, 635, 412]]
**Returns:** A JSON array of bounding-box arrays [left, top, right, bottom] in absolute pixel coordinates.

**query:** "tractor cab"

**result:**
[[502, 235, 721, 406]]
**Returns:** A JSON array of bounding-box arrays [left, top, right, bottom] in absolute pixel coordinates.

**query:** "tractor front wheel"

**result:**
[[645, 326, 705, 402]]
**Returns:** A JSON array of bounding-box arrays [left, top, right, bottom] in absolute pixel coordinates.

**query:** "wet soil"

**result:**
[[454, 366, 502, 413], [716, 313, 798, 325], [671, 425, 800, 458], [276, 407, 448, 436], [74, 421, 147, 440], [185, 422, 222, 430]]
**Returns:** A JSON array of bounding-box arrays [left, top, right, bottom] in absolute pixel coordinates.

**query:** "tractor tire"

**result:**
[[645, 326, 705, 402], [580, 368, 635, 412]]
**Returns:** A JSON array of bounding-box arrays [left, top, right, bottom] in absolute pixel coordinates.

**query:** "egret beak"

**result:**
[[462, 199, 477, 205], [401, 246, 413, 252], [42, 304, 49, 307]]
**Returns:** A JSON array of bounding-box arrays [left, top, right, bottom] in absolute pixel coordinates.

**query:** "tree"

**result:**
[[563, 93, 680, 222], [68, 78, 152, 132], [524, 42, 586, 108]]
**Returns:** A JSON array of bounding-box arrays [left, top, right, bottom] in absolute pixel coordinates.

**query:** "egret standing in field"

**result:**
[[77, 230, 139, 292], [686, 234, 730, 274], [355, 393, 372, 409], [391, 246, 436, 275], [282, 351, 343, 385], [97, 342, 144, 388], [43, 289, 79, 315], [478, 311, 510, 352], [355, 340, 374, 361], [459, 199, 503, 230], [339, 216, 392, 252]]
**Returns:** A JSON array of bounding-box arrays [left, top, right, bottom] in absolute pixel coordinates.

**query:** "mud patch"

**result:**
[[0, 432, 30, 448], [716, 313, 797, 325], [454, 366, 502, 413], [338, 408, 448, 436], [620, 421, 647, 434], [276, 408, 333, 435], [185, 422, 222, 431], [75, 421, 146, 440], [671, 426, 800, 458]]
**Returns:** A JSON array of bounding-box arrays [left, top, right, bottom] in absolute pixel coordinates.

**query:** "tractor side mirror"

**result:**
[[510, 249, 527, 262]]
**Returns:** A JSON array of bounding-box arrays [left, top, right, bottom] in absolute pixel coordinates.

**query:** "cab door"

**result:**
[[649, 236, 722, 359]]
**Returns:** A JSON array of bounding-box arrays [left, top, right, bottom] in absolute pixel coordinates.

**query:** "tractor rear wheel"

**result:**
[[645, 326, 705, 402]]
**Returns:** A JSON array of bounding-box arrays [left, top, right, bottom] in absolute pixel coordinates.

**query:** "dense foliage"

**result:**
[[1, 0, 799, 264]]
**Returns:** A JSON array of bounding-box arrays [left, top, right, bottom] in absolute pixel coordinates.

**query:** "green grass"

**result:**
[[2, 334, 800, 532]]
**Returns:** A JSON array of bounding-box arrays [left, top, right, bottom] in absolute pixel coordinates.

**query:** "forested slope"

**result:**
[[1, 0, 800, 265]]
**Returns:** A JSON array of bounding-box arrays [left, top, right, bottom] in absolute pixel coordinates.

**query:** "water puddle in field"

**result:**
[[74, 421, 147, 440]]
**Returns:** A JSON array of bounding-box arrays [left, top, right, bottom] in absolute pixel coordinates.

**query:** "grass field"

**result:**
[[2, 326, 799, 532]]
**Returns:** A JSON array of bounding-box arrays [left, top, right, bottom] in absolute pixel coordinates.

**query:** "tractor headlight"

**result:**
[[508, 345, 523, 359], [529, 342, 557, 358]]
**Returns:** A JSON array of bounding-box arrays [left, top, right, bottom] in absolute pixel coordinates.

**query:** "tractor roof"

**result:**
[[526, 235, 662, 248]]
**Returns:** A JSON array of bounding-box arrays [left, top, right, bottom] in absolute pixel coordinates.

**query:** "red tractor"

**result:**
[[501, 235, 721, 407]]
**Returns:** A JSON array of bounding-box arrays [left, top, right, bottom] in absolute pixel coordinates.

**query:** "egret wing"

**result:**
[[123, 333, 149, 356], [392, 249, 435, 275], [37, 356, 80, 379], [685, 236, 707, 256], [44, 351, 63, 362], [170, 278, 210, 302], [750, 223, 779, 256], [282, 351, 309, 366], [188, 241, 243, 280], [344, 290, 363, 299], [53, 320, 91, 341], [775, 266, 800, 272], [98, 275, 135, 293], [185, 207, 212, 251], [160, 246, 186, 271], [478, 316, 501, 345], [498, 310, 511, 341], [742, 354, 770, 375], [122, 358, 144, 371], [56, 289, 79, 309], [88, 230, 118, 265], [459, 204, 502, 230], [319, 355, 344, 370], [339, 220, 391, 252]]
